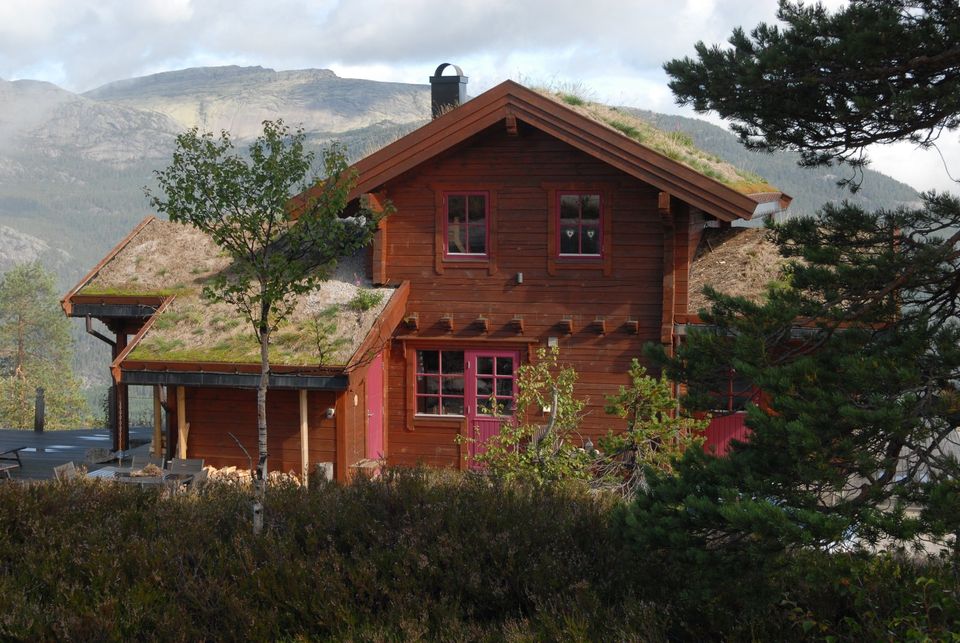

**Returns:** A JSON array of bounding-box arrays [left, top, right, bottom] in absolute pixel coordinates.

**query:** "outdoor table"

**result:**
[[0, 447, 25, 478], [87, 466, 125, 479]]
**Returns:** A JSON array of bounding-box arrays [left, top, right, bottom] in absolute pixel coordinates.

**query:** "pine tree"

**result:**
[[620, 0, 960, 610], [0, 261, 90, 429], [664, 0, 960, 183]]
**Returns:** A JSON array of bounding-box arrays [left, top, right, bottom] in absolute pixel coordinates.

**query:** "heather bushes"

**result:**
[[0, 470, 955, 640], [0, 470, 659, 641]]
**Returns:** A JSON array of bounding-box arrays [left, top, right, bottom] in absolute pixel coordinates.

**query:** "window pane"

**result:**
[[581, 225, 600, 254], [417, 375, 439, 395], [468, 225, 486, 254], [467, 195, 485, 222], [442, 397, 464, 415], [442, 351, 464, 374], [477, 356, 494, 375], [448, 223, 466, 254], [496, 378, 513, 397], [496, 358, 513, 376], [442, 376, 464, 395], [581, 195, 600, 220], [477, 397, 493, 414], [447, 195, 465, 222], [560, 195, 579, 221], [417, 396, 439, 415], [476, 377, 493, 397], [560, 225, 579, 254], [418, 350, 439, 374]]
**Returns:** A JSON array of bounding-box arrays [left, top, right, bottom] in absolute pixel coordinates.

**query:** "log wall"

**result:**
[[378, 122, 688, 468], [182, 387, 338, 474]]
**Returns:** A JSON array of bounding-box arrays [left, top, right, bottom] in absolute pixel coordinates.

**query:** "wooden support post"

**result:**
[[33, 388, 45, 433], [299, 389, 309, 488], [176, 386, 188, 459], [659, 191, 676, 354], [111, 326, 130, 453], [152, 386, 162, 457]]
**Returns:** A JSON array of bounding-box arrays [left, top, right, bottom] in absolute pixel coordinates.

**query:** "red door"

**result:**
[[365, 352, 384, 460], [466, 350, 518, 465]]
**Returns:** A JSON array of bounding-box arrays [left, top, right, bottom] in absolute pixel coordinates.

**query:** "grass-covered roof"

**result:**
[[687, 227, 789, 314], [78, 218, 396, 367], [537, 89, 778, 197]]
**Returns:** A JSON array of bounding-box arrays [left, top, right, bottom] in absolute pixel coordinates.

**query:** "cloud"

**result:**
[[0, 0, 785, 91], [1, 0, 956, 195]]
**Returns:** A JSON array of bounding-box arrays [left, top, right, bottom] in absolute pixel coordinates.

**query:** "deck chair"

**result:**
[[168, 458, 204, 473], [166, 458, 207, 488], [54, 462, 78, 482]]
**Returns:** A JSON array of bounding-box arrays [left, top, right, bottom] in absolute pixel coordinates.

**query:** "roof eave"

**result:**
[[61, 216, 157, 316]]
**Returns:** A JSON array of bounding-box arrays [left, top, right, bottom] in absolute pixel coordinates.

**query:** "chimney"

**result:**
[[430, 63, 468, 118]]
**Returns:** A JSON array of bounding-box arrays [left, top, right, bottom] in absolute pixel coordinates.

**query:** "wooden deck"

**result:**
[[0, 426, 152, 480]]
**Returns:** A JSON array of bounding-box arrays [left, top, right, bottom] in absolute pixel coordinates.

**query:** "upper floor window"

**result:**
[[446, 193, 487, 256], [558, 193, 601, 256]]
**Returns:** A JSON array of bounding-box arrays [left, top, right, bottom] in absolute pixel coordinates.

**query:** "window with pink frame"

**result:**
[[558, 193, 601, 256], [445, 193, 487, 256], [415, 349, 518, 417]]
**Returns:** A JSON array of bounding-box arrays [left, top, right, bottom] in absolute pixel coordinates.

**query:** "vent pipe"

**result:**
[[429, 63, 467, 118]]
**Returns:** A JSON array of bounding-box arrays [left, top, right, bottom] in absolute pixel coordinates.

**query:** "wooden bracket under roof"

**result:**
[[658, 191, 671, 218], [474, 315, 489, 333], [403, 312, 419, 331], [592, 316, 606, 335], [505, 113, 518, 136], [625, 318, 640, 334], [509, 314, 524, 334], [439, 314, 455, 332], [558, 316, 574, 335]]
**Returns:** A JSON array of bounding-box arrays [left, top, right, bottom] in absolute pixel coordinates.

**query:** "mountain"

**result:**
[[84, 65, 430, 140]]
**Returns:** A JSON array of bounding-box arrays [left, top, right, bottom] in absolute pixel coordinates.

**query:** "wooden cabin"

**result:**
[[62, 65, 791, 480]]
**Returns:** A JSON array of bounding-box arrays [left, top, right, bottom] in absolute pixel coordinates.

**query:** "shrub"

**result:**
[[0, 470, 653, 640], [347, 288, 384, 313]]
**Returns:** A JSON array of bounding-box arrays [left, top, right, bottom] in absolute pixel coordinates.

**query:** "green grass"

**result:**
[[77, 285, 188, 297]]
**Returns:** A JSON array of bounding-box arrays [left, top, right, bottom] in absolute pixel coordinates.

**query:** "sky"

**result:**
[[0, 0, 956, 197]]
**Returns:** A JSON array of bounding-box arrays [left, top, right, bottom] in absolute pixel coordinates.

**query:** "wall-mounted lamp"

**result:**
[[325, 407, 336, 419], [516, 272, 523, 284]]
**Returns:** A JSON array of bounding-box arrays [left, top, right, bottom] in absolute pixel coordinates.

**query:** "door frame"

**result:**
[[464, 349, 519, 465]]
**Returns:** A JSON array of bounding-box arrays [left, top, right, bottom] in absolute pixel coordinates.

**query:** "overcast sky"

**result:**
[[1, 0, 956, 196]]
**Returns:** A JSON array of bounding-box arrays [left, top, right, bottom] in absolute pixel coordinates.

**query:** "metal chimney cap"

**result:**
[[431, 63, 465, 80]]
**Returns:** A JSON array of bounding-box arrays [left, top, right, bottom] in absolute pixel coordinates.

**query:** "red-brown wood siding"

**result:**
[[704, 412, 750, 456], [377, 122, 674, 468], [182, 387, 338, 473]]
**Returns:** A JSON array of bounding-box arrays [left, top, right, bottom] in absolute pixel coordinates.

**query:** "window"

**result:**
[[558, 193, 601, 256], [413, 349, 519, 418], [474, 354, 516, 414], [415, 350, 465, 415], [445, 193, 487, 256]]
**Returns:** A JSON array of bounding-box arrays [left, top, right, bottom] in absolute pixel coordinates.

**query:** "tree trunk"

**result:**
[[254, 321, 270, 536]]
